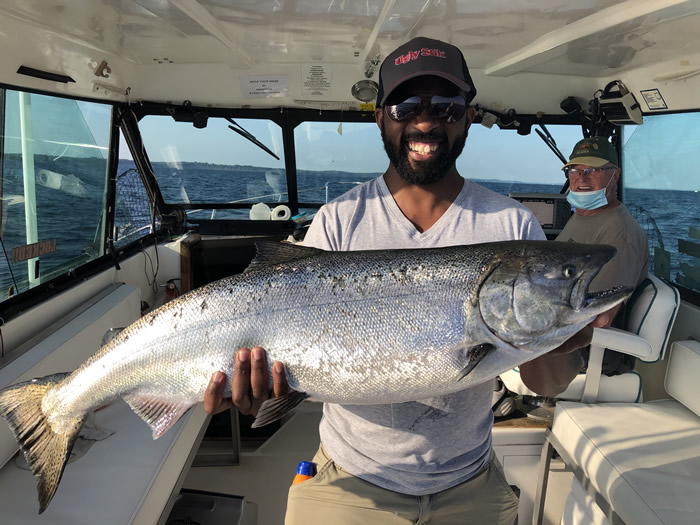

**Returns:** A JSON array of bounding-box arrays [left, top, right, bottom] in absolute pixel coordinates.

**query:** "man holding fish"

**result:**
[[206, 37, 613, 524]]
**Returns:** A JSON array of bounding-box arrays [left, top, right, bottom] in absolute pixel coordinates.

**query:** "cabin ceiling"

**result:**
[[1, 0, 700, 114]]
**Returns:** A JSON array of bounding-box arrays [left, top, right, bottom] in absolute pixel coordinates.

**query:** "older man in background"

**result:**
[[557, 136, 649, 375]]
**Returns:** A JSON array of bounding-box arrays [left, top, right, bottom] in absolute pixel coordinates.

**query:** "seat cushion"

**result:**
[[558, 371, 642, 403], [500, 368, 642, 402], [552, 400, 700, 525]]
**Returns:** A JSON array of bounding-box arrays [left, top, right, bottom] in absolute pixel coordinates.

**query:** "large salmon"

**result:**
[[0, 240, 630, 512]]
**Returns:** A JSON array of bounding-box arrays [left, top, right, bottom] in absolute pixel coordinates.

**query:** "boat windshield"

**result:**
[[133, 111, 700, 296], [133, 114, 581, 213], [134, 116, 286, 220], [0, 89, 111, 300], [1, 86, 699, 307]]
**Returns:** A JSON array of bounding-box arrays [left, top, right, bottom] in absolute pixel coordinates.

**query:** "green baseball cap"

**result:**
[[562, 137, 619, 169]]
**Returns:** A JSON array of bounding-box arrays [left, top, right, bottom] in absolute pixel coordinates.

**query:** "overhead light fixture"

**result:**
[[351, 80, 378, 103]]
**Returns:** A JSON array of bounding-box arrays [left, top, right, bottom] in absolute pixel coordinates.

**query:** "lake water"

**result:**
[[130, 160, 700, 290], [1, 158, 698, 296]]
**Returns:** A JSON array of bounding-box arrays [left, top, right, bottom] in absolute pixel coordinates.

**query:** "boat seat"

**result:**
[[533, 339, 700, 525], [500, 274, 680, 403]]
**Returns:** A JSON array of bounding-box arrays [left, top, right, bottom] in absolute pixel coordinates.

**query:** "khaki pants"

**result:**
[[285, 444, 519, 525]]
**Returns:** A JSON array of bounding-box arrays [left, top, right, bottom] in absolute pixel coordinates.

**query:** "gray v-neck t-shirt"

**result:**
[[303, 175, 544, 495]]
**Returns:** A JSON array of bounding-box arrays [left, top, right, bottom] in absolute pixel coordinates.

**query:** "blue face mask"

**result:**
[[566, 174, 614, 210]]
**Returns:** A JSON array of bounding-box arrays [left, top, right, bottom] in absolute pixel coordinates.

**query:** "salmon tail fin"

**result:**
[[0, 373, 83, 513]]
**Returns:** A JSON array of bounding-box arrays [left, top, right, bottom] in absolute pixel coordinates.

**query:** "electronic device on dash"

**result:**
[[509, 192, 571, 237]]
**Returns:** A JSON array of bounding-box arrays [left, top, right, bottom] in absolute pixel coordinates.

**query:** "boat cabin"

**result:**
[[0, 1, 699, 524]]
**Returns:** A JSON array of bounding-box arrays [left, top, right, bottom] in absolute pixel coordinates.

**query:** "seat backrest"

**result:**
[[623, 274, 680, 362], [665, 340, 700, 417]]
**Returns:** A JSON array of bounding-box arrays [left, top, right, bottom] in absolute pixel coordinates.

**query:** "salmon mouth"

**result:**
[[583, 285, 631, 308], [568, 245, 618, 311], [571, 275, 631, 312]]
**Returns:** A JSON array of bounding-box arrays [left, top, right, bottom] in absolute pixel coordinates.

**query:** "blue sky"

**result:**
[[9, 87, 687, 191], [128, 113, 700, 191], [129, 116, 582, 186]]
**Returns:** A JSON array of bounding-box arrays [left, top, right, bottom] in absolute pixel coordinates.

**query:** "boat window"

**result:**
[[456, 124, 581, 193], [293, 120, 580, 212], [294, 121, 385, 210], [622, 113, 700, 294], [0, 89, 111, 302], [114, 129, 154, 249], [135, 116, 286, 220]]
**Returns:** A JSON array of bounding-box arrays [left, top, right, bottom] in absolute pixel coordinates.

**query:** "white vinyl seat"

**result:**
[[501, 274, 680, 403], [533, 339, 700, 525]]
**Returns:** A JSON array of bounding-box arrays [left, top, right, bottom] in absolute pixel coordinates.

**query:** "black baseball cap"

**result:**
[[376, 37, 476, 106]]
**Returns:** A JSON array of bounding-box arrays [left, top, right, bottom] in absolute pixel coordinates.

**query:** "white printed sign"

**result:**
[[241, 75, 288, 99], [302, 64, 332, 97], [640, 89, 667, 110]]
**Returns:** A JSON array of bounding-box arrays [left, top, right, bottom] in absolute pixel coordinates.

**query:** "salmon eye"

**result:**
[[563, 265, 576, 279]]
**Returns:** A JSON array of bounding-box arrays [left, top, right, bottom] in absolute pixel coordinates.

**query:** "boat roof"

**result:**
[[2, 0, 700, 115]]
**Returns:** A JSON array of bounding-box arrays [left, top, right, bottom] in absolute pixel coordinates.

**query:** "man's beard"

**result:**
[[381, 126, 468, 185]]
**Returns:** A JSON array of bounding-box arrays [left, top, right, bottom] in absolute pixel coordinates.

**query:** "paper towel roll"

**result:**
[[37, 169, 88, 197], [249, 202, 271, 220], [37, 169, 62, 190], [271, 205, 291, 221]]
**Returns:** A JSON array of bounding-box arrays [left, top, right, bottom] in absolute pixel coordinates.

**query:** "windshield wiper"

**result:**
[[225, 117, 280, 160], [535, 123, 570, 193], [535, 122, 569, 193], [535, 123, 567, 164]]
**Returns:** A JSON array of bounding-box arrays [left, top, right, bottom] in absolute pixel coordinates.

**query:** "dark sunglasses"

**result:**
[[384, 95, 468, 123]]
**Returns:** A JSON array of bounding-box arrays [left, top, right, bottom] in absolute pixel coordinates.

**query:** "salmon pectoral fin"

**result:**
[[122, 394, 195, 439], [0, 372, 81, 514], [457, 343, 495, 381], [251, 391, 309, 428]]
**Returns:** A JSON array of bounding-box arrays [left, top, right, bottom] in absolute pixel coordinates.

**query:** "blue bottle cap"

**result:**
[[296, 461, 316, 476]]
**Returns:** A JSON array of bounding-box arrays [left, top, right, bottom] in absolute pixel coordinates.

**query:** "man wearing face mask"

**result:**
[[557, 136, 649, 375]]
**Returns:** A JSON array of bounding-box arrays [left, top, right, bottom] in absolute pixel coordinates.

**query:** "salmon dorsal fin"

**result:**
[[244, 240, 322, 272]]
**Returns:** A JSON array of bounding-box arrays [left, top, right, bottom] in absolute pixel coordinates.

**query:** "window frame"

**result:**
[[1, 84, 697, 318]]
